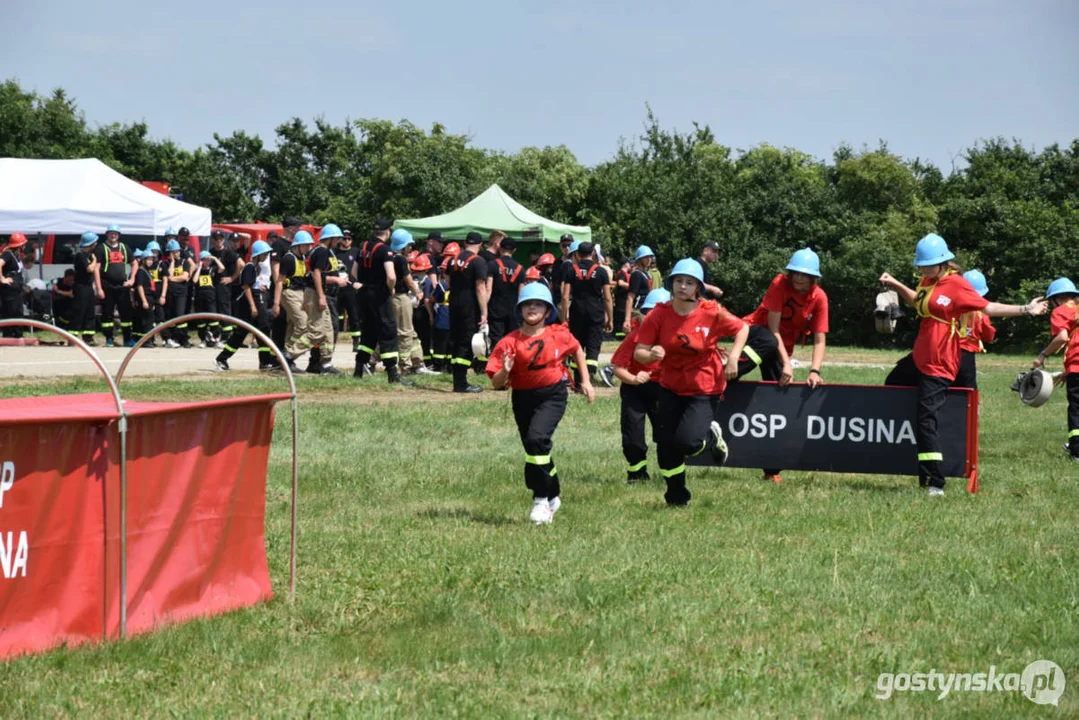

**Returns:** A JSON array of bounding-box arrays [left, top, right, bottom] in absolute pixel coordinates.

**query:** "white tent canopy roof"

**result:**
[[0, 158, 211, 235]]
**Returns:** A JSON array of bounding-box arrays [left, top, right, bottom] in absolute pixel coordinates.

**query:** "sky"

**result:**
[[2, 0, 1077, 171]]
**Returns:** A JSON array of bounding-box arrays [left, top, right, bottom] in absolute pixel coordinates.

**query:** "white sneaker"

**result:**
[[414, 365, 440, 376], [548, 496, 561, 518], [530, 498, 552, 525], [928, 487, 945, 497], [198, 341, 209, 349], [709, 421, 728, 465], [164, 339, 181, 348], [599, 366, 616, 388]]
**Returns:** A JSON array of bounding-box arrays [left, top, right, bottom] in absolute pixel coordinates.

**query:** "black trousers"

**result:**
[[153, 295, 166, 329], [132, 300, 154, 340], [613, 301, 626, 341], [166, 290, 191, 345], [488, 313, 519, 351], [194, 288, 218, 342], [218, 292, 275, 367], [656, 387, 719, 506], [356, 288, 398, 369], [432, 327, 450, 369], [71, 284, 96, 338], [1067, 374, 1079, 458], [338, 284, 361, 336], [512, 382, 568, 500], [415, 304, 433, 359], [272, 305, 287, 355], [326, 294, 339, 344], [215, 284, 234, 333], [621, 381, 660, 472], [0, 289, 22, 338], [736, 325, 781, 380], [952, 350, 978, 390], [569, 315, 604, 383], [100, 284, 133, 343], [885, 353, 950, 489], [449, 304, 478, 389]]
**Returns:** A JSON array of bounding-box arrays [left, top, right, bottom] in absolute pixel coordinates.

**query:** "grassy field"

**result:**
[[0, 350, 1076, 717]]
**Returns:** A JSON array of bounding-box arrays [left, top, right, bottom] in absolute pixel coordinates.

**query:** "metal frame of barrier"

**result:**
[[0, 314, 299, 641]]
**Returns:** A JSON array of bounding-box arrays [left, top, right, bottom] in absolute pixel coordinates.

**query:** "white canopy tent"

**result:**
[[0, 158, 211, 236]]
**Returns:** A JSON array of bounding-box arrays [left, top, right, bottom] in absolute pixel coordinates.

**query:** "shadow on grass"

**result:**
[[418, 507, 517, 526]]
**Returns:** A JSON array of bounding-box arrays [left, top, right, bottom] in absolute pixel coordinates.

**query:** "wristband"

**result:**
[[809, 368, 822, 377]]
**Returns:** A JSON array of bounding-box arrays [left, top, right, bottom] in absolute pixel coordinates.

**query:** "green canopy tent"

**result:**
[[395, 184, 590, 261]]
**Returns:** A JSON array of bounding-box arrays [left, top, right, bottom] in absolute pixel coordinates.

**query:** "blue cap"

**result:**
[[1045, 277, 1078, 300], [164, 227, 177, 237], [635, 245, 655, 262], [568, 240, 581, 254], [640, 288, 671, 311], [165, 239, 181, 252], [664, 258, 705, 291], [320, 223, 344, 241], [390, 228, 414, 253], [251, 240, 272, 257], [516, 282, 557, 322], [106, 223, 121, 234], [199, 251, 212, 260], [786, 248, 821, 278], [145, 240, 161, 253], [291, 230, 314, 247], [79, 231, 99, 247], [132, 248, 145, 260], [962, 269, 989, 297], [913, 233, 955, 267]]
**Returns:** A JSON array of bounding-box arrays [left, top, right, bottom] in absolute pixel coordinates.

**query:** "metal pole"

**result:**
[[115, 312, 299, 602]]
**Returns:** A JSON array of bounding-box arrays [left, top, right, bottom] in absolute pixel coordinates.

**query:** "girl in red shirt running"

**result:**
[[954, 270, 996, 390], [610, 288, 670, 483], [634, 259, 750, 506], [487, 283, 595, 525], [879, 234, 1046, 495], [1031, 278, 1079, 462]]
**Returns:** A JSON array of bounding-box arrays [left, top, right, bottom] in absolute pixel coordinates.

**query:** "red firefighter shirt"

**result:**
[[911, 273, 989, 380], [743, 274, 829, 354], [959, 311, 996, 354], [610, 320, 661, 378], [1049, 301, 1079, 375], [635, 300, 747, 396], [486, 324, 580, 390]]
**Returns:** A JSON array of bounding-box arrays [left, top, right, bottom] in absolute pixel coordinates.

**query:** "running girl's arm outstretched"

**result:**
[[983, 298, 1048, 318]]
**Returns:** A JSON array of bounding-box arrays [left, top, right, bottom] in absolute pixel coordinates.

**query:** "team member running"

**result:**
[[1031, 278, 1079, 462], [487, 284, 595, 525], [215, 241, 277, 372], [955, 270, 995, 390], [879, 233, 1047, 495], [634, 259, 748, 506], [610, 288, 669, 483]]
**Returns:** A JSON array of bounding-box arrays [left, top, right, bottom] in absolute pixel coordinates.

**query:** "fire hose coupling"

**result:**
[[874, 290, 903, 335], [1010, 369, 1061, 407]]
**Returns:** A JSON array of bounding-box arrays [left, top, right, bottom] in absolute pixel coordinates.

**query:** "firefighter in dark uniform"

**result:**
[[551, 233, 575, 321], [92, 223, 135, 346], [335, 229, 362, 350], [448, 231, 490, 393], [209, 229, 241, 340], [71, 232, 101, 344], [305, 223, 345, 374], [485, 237, 522, 348], [0, 233, 28, 338], [353, 218, 407, 384], [561, 241, 613, 386], [271, 219, 301, 353], [420, 231, 444, 287], [173, 227, 198, 345], [214, 241, 277, 372]]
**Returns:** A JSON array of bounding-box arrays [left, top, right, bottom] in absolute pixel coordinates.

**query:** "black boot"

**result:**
[[387, 366, 413, 386], [305, 353, 322, 375]]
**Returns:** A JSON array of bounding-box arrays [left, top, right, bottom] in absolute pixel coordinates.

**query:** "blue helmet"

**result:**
[[320, 223, 344, 241], [640, 288, 671, 311], [199, 250, 213, 260], [106, 223, 121, 234], [516, 282, 556, 322], [1045, 277, 1078, 300], [79, 231, 99, 247], [786, 248, 821, 278], [913, 233, 955, 267], [165, 239, 181, 252], [568, 240, 581, 254], [145, 240, 162, 254], [390, 228, 414, 253], [635, 245, 655, 262], [962, 269, 989, 297], [250, 240, 272, 257], [291, 230, 314, 247], [164, 227, 177, 237], [664, 258, 705, 291]]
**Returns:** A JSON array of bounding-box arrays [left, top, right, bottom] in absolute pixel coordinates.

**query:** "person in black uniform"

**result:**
[[353, 218, 407, 384], [193, 250, 225, 346], [561, 242, 613, 386], [147, 237, 168, 338], [209, 230, 241, 342], [131, 249, 155, 344], [92, 223, 135, 346], [485, 237, 522, 348], [51, 269, 76, 331], [215, 241, 276, 371], [71, 232, 101, 344], [270, 219, 301, 354], [623, 246, 655, 334], [550, 233, 575, 321], [420, 231, 444, 287], [163, 239, 194, 348], [304, 225, 344, 374], [479, 230, 505, 264], [698, 240, 724, 300], [448, 231, 490, 393], [335, 229, 362, 351], [0, 233, 28, 338], [174, 227, 198, 344]]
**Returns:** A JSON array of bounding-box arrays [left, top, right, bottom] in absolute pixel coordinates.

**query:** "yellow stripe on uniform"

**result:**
[[380, 351, 399, 360], [525, 454, 551, 465], [451, 357, 471, 366], [660, 464, 686, 478], [357, 344, 375, 354], [743, 345, 761, 366], [627, 460, 647, 472], [1069, 430, 1079, 438], [917, 452, 943, 462]]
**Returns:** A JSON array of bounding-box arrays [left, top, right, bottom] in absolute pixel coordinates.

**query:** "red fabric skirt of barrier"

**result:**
[[0, 393, 288, 660]]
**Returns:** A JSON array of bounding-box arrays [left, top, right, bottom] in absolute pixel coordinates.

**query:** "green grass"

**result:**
[[0, 356, 1076, 717]]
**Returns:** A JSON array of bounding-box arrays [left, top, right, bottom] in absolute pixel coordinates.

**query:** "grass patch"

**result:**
[[0, 356, 1075, 716]]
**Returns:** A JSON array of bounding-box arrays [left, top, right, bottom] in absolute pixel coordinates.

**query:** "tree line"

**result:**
[[3, 79, 1076, 348]]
